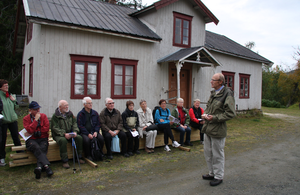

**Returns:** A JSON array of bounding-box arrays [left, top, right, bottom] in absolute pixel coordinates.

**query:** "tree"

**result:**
[[95, 0, 144, 9], [245, 41, 255, 50]]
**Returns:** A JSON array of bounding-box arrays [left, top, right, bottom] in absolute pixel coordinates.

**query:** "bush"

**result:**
[[262, 99, 282, 108]]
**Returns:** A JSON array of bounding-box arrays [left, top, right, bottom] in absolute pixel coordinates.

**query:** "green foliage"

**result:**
[[0, 0, 22, 94], [262, 99, 282, 108], [95, 0, 144, 9]]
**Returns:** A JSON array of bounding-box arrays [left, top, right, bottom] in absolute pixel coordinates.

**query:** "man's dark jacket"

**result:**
[[77, 108, 101, 136]]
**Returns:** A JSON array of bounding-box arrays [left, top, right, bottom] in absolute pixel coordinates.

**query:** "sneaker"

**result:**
[[45, 166, 53, 177], [62, 162, 70, 169], [128, 152, 134, 156], [164, 145, 171, 152], [134, 150, 140, 155], [34, 167, 42, 179], [172, 141, 180, 148], [0, 159, 6, 166]]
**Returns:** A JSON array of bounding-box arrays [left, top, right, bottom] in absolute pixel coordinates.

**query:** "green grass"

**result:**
[[0, 107, 299, 194]]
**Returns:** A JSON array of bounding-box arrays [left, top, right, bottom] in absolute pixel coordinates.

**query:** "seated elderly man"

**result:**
[[77, 97, 104, 161], [99, 98, 129, 159], [51, 100, 85, 168], [23, 101, 53, 179]]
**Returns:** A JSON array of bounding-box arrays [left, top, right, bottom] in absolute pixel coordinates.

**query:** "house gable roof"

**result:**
[[205, 31, 273, 66], [130, 0, 219, 25], [22, 0, 162, 41]]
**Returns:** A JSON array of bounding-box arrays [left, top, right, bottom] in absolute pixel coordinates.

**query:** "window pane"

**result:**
[[245, 84, 248, 90], [125, 86, 133, 95], [88, 74, 97, 84], [240, 91, 244, 96], [114, 86, 122, 95], [245, 90, 248, 97], [183, 28, 188, 37], [175, 18, 181, 44], [183, 36, 188, 45], [125, 76, 133, 85], [75, 63, 85, 73], [75, 84, 84, 95], [183, 20, 189, 29], [88, 63, 97, 73], [87, 85, 96, 95], [75, 73, 84, 84], [115, 75, 122, 85], [125, 66, 133, 75], [115, 65, 123, 75]]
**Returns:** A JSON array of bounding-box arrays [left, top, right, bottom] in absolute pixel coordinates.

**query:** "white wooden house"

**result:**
[[13, 0, 273, 117]]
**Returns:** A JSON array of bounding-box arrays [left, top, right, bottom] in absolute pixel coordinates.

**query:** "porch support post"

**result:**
[[175, 61, 183, 99]]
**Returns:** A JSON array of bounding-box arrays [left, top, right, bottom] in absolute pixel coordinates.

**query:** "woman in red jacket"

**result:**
[[189, 99, 205, 144], [23, 101, 53, 179]]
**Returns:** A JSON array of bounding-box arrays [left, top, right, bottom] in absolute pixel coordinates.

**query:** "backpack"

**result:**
[[152, 106, 169, 123], [91, 138, 103, 161]]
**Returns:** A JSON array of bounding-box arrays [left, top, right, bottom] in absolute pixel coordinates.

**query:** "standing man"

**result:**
[[77, 97, 104, 161], [99, 98, 128, 159], [23, 101, 53, 179], [51, 100, 85, 168], [201, 73, 236, 186]]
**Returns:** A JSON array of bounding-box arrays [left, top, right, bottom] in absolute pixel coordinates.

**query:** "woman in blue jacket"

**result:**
[[155, 99, 180, 152]]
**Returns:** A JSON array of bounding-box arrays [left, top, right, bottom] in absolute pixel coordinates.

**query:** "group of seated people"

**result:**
[[22, 97, 205, 179]]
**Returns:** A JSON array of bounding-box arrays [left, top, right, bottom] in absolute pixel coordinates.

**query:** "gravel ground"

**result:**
[[41, 114, 300, 195]]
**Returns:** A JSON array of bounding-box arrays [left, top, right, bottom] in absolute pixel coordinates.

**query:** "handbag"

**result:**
[[111, 135, 120, 153], [146, 124, 158, 131]]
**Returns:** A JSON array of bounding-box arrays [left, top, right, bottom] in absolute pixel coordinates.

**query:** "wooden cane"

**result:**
[[178, 146, 191, 152]]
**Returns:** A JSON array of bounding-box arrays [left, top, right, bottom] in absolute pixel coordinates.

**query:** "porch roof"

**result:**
[[157, 46, 222, 67]]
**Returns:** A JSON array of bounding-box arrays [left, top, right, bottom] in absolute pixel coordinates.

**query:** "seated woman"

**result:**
[[171, 98, 193, 146], [122, 100, 140, 156], [23, 101, 53, 179], [189, 99, 205, 144], [137, 99, 157, 154], [155, 99, 180, 152]]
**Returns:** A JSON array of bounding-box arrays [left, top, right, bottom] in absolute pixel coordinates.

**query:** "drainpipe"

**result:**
[[175, 61, 183, 99]]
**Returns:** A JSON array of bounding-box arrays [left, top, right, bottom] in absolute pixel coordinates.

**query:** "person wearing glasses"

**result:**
[[201, 73, 236, 186], [77, 97, 104, 161], [171, 98, 192, 146], [99, 98, 128, 159], [23, 101, 53, 179], [0, 79, 22, 166]]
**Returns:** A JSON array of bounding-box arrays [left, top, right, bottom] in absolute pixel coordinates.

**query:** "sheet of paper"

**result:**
[[19, 128, 32, 141], [0, 114, 3, 119], [130, 130, 139, 137]]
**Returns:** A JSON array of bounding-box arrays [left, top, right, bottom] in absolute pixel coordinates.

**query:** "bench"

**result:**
[[9, 127, 200, 168]]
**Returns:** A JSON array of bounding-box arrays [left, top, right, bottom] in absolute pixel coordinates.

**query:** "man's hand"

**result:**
[[24, 132, 32, 137], [93, 132, 97, 138], [114, 130, 120, 135], [88, 134, 93, 139], [73, 132, 77, 137], [142, 126, 147, 131], [206, 115, 213, 121], [159, 119, 164, 123], [109, 130, 116, 137], [35, 112, 41, 121], [200, 120, 205, 124], [170, 121, 174, 125], [183, 125, 188, 129], [132, 128, 136, 131], [65, 133, 72, 139]]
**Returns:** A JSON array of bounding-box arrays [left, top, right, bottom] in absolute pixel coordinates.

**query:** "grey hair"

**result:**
[[82, 97, 92, 104], [58, 100, 67, 107], [193, 99, 201, 103], [217, 73, 225, 85], [177, 98, 184, 102], [105, 97, 113, 105], [139, 99, 146, 105]]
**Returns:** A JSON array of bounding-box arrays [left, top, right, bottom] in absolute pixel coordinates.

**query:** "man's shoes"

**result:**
[[184, 142, 193, 146], [34, 167, 42, 179], [202, 174, 214, 180], [172, 141, 180, 148], [45, 166, 53, 177], [79, 159, 85, 164], [150, 148, 154, 153], [210, 179, 223, 186], [200, 141, 204, 145], [145, 147, 151, 154], [0, 158, 6, 166], [62, 162, 70, 169], [128, 152, 134, 156], [164, 145, 171, 152], [106, 155, 113, 160], [124, 153, 130, 157], [134, 150, 140, 155]]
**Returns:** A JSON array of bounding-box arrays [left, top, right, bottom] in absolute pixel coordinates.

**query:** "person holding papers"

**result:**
[[171, 98, 192, 146], [122, 100, 140, 156], [51, 100, 85, 169], [189, 99, 205, 144], [23, 101, 53, 179], [155, 99, 180, 152]]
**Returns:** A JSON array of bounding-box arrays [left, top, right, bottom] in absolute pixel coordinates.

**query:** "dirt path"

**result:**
[[41, 114, 300, 195]]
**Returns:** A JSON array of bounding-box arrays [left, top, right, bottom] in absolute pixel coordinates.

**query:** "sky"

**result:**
[[142, 0, 300, 70]]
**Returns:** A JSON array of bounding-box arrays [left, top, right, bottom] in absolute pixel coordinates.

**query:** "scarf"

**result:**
[[6, 92, 9, 98]]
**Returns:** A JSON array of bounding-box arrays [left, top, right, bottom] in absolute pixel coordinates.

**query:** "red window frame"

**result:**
[[110, 58, 138, 99], [70, 54, 103, 99], [239, 73, 250, 99], [222, 71, 235, 91], [27, 22, 33, 44], [22, 64, 25, 94], [173, 12, 193, 48], [29, 58, 33, 97]]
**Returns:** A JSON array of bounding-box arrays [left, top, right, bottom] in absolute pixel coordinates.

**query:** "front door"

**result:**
[[168, 63, 192, 108]]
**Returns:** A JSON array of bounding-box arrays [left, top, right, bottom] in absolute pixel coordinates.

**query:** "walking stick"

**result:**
[[72, 138, 76, 173], [72, 137, 82, 173]]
